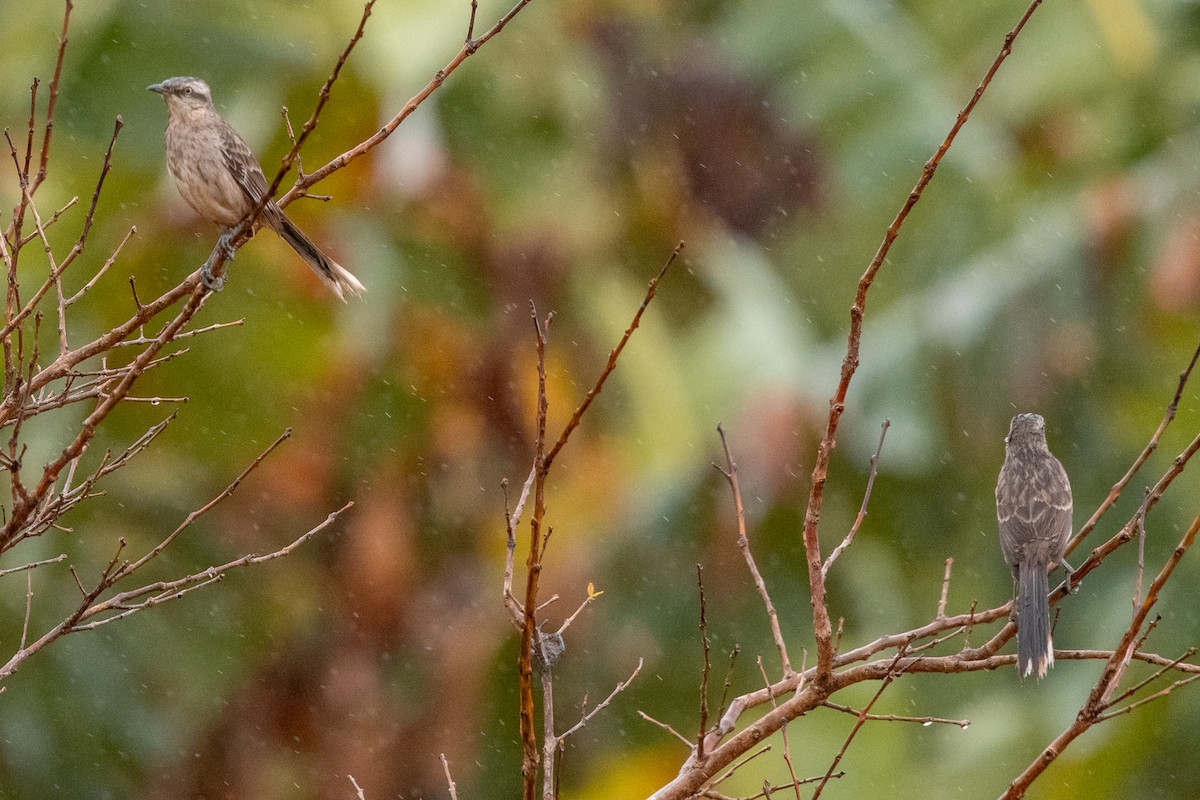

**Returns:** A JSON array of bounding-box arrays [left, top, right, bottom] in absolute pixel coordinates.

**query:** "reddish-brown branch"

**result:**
[[518, 307, 551, 800], [716, 425, 792, 675], [812, 649, 909, 800], [113, 428, 293, 581], [544, 242, 681, 470], [1069, 337, 1200, 556], [1056, 424, 1200, 600], [265, 0, 376, 202], [280, 0, 537, 204], [1000, 511, 1200, 798], [822, 419, 889, 580], [800, 0, 1045, 684], [1, 284, 208, 548], [755, 657, 802, 800], [30, 0, 73, 194], [697, 565, 711, 760], [0, 502, 348, 681]]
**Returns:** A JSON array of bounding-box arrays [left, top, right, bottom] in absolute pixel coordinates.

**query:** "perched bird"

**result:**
[[995, 412, 1073, 680], [148, 76, 365, 300]]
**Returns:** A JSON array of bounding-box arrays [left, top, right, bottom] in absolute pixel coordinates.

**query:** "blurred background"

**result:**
[[0, 0, 1198, 797]]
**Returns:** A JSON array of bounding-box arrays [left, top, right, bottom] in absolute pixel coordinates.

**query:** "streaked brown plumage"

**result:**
[[148, 76, 365, 301], [996, 412, 1073, 680]]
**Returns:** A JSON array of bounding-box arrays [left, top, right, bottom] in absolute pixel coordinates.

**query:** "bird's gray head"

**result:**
[[1006, 412, 1047, 446], [147, 77, 213, 111]]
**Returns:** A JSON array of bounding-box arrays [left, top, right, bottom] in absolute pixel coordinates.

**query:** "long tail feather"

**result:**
[[1017, 561, 1053, 679], [268, 206, 365, 301]]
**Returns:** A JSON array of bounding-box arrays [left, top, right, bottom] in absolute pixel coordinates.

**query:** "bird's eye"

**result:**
[[183, 87, 192, 95]]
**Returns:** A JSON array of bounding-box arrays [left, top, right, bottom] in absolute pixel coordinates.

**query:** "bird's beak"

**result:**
[[147, 82, 166, 94]]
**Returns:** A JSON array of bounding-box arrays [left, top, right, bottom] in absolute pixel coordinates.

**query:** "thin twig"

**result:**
[[71, 502, 352, 632], [466, 0, 480, 43], [756, 657, 801, 800], [709, 746, 773, 790], [1098, 670, 1200, 721], [20, 571, 33, 651], [544, 243, 680, 470], [812, 649, 910, 800], [0, 553, 66, 577], [30, 0, 72, 194], [716, 645, 740, 721], [798, 0, 1045, 685], [1069, 337, 1200, 554], [1104, 646, 1196, 710], [113, 428, 293, 581], [558, 658, 643, 741], [822, 701, 969, 728], [716, 425, 792, 674], [697, 564, 711, 760], [936, 558, 954, 619], [639, 709, 694, 748], [440, 754, 459, 800], [823, 419, 889, 579], [503, 464, 538, 627], [265, 0, 376, 203], [1133, 488, 1149, 609], [64, 225, 136, 306], [282, 0, 539, 203], [554, 583, 602, 636]]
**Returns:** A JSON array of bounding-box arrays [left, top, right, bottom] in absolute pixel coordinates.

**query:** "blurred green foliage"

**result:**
[[0, 0, 1198, 798]]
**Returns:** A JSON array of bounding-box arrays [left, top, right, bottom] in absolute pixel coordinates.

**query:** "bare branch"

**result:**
[[113, 427, 293, 581], [934, 558, 955, 619], [1069, 336, 1200, 555], [283, 0, 539, 201], [716, 424, 791, 674], [0, 553, 66, 578], [697, 564, 711, 760], [799, 0, 1046, 685], [822, 701, 969, 728], [439, 755, 459, 800], [544, 243, 680, 469], [812, 649, 910, 799], [29, 0, 73, 194], [557, 657, 643, 741], [639, 709, 694, 748], [265, 0, 376, 203], [823, 419, 889, 579]]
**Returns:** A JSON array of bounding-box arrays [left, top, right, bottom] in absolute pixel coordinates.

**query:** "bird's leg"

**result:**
[[217, 230, 238, 262], [1053, 557, 1079, 595], [200, 231, 236, 292]]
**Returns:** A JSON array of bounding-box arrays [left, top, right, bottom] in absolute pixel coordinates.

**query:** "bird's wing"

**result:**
[[1044, 458, 1073, 552], [219, 123, 271, 204], [997, 456, 1073, 563]]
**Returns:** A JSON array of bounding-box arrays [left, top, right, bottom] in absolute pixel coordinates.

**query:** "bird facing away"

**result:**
[[995, 412, 1073, 680], [148, 76, 365, 300]]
